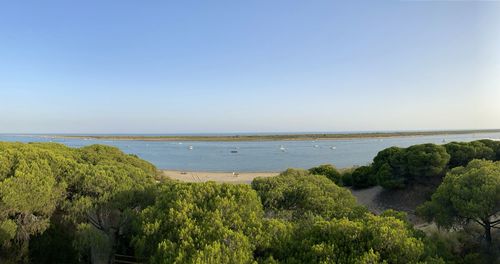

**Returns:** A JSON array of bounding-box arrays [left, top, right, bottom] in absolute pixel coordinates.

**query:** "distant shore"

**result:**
[[162, 170, 279, 184], [40, 129, 500, 142]]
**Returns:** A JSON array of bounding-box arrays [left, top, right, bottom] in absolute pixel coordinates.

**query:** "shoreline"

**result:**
[[32, 129, 500, 142], [162, 169, 280, 184]]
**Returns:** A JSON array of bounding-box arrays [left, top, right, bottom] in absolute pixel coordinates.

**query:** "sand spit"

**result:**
[[162, 170, 279, 184]]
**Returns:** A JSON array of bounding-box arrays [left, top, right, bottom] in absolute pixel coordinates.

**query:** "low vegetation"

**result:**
[[48, 129, 500, 142], [0, 141, 498, 263]]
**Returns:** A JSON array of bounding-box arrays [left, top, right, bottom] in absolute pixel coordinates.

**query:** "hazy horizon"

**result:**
[[1, 1, 499, 133]]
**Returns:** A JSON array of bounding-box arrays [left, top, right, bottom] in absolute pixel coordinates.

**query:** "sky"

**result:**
[[0, 1, 499, 134]]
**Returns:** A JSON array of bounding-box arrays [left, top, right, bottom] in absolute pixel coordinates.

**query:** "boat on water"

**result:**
[[230, 150, 238, 153], [188, 146, 193, 150], [330, 146, 336, 150]]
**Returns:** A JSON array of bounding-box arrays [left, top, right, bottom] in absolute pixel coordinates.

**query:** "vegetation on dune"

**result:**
[[0, 142, 157, 263], [418, 160, 500, 248], [308, 164, 342, 185], [0, 141, 498, 263], [133, 182, 264, 264], [252, 168, 364, 220], [311, 140, 500, 262], [444, 141, 496, 168], [49, 129, 500, 142], [351, 165, 376, 189], [370, 143, 451, 189], [258, 213, 427, 264], [251, 169, 433, 263], [337, 139, 500, 191]]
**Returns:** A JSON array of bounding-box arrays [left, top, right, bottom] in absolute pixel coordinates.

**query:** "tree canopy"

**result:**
[[308, 164, 342, 185], [417, 159, 500, 247], [1, 140, 496, 263], [133, 182, 264, 264], [369, 143, 450, 189], [0, 142, 157, 263], [444, 141, 495, 168], [252, 169, 363, 220]]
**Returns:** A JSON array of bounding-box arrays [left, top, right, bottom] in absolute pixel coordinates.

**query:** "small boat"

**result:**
[[330, 146, 336, 150], [188, 146, 193, 150], [314, 145, 319, 148], [230, 150, 238, 153], [279, 145, 286, 151]]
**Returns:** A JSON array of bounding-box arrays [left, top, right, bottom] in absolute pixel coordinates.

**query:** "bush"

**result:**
[[252, 169, 364, 220], [132, 182, 264, 263], [444, 141, 495, 168], [262, 214, 426, 264], [351, 166, 376, 189], [308, 164, 342, 185], [372, 144, 450, 189], [340, 168, 355, 187]]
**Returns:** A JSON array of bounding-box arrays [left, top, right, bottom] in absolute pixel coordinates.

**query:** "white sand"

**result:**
[[162, 170, 279, 184]]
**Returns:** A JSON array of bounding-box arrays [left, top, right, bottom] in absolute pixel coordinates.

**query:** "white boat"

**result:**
[[330, 146, 336, 150], [314, 145, 319, 148], [188, 146, 193, 150]]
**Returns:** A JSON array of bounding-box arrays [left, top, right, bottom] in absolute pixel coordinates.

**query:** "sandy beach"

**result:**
[[162, 170, 279, 184]]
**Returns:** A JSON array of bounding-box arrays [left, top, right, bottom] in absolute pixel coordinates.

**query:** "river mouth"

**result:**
[[1, 132, 499, 172]]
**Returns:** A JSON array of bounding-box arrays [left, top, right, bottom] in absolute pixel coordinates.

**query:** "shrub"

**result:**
[[308, 164, 342, 185], [351, 165, 376, 189]]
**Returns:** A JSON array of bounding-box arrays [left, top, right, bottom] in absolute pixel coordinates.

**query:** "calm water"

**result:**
[[1, 133, 499, 172]]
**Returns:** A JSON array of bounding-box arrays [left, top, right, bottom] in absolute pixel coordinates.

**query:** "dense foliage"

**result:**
[[371, 144, 450, 189], [417, 159, 500, 248], [308, 164, 342, 185], [134, 169, 430, 263], [341, 140, 500, 190], [350, 165, 376, 189], [444, 141, 495, 167], [252, 169, 363, 220], [0, 142, 157, 263], [1, 141, 498, 263], [256, 213, 427, 264], [133, 182, 263, 264]]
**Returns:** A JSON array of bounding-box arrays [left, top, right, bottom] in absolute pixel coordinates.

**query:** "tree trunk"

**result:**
[[483, 219, 492, 248]]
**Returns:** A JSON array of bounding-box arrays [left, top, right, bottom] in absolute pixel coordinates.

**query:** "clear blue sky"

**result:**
[[1, 1, 499, 134]]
